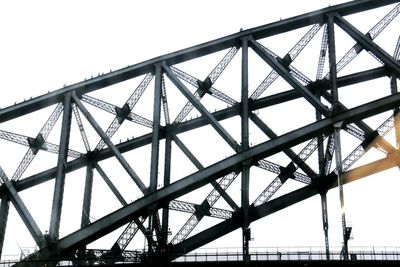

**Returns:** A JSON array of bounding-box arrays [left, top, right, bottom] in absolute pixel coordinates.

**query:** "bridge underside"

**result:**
[[1, 0, 400, 265]]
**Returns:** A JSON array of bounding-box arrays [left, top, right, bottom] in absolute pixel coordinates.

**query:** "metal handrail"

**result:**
[[1, 247, 400, 266]]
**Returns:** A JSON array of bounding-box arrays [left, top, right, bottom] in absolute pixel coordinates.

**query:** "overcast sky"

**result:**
[[1, 0, 400, 260]]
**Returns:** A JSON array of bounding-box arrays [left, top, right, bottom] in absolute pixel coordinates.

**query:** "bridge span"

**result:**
[[1, 0, 400, 266]]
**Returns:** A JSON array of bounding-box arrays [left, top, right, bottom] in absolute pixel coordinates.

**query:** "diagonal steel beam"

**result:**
[[325, 3, 400, 79], [92, 162, 151, 251], [72, 93, 147, 193], [250, 113, 317, 179], [0, 167, 45, 249], [163, 63, 240, 151], [51, 92, 400, 252], [172, 135, 239, 212], [334, 13, 400, 75], [251, 23, 322, 100], [172, 46, 238, 123], [94, 163, 127, 206], [249, 38, 330, 116]]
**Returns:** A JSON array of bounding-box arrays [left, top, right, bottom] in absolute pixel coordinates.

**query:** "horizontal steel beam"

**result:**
[[50, 91, 400, 252], [0, 1, 397, 123]]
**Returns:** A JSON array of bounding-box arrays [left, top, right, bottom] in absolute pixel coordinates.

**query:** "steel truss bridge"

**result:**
[[1, 0, 400, 265]]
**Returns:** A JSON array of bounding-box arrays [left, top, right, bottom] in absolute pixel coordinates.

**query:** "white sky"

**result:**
[[1, 0, 400, 261]]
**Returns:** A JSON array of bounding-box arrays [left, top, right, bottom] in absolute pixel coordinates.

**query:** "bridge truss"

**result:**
[[0, 0, 400, 264]]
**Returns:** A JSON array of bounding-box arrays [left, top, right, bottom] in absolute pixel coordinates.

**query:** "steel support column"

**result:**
[[0, 196, 10, 259], [328, 14, 349, 260], [316, 97, 331, 259], [316, 88, 330, 259], [161, 134, 171, 246], [241, 37, 251, 263], [147, 64, 163, 252], [49, 93, 72, 241], [391, 76, 399, 147], [320, 192, 330, 259], [81, 163, 94, 228]]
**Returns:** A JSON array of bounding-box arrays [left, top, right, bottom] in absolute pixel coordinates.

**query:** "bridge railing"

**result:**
[[1, 247, 400, 266], [173, 246, 400, 262]]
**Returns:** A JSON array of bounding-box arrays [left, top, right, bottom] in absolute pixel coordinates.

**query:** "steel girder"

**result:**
[[0, 0, 400, 264]]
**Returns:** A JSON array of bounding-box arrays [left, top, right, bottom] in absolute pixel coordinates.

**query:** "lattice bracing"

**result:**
[[1, 1, 400, 264]]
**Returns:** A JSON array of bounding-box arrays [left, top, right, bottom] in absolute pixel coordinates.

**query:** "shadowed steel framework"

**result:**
[[1, 0, 400, 265]]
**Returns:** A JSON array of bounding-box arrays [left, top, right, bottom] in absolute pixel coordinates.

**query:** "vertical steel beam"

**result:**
[[316, 88, 330, 259], [148, 64, 162, 252], [49, 93, 72, 241], [81, 163, 94, 228], [241, 37, 250, 263], [328, 14, 349, 260], [0, 196, 10, 260], [161, 134, 172, 246], [328, 16, 338, 107], [391, 76, 399, 147], [150, 64, 162, 193], [320, 192, 330, 260]]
